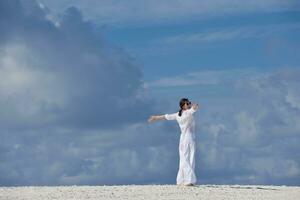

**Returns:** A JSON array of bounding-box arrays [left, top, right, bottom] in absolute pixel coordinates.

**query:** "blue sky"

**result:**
[[103, 11, 300, 79], [0, 0, 300, 186]]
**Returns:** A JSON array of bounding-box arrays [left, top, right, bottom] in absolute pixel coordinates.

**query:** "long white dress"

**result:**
[[165, 107, 197, 185]]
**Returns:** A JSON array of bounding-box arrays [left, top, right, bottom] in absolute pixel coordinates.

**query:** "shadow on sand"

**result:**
[[193, 185, 280, 191]]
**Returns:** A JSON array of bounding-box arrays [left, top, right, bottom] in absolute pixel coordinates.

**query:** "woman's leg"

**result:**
[[176, 135, 196, 185], [176, 135, 185, 185], [188, 140, 197, 184]]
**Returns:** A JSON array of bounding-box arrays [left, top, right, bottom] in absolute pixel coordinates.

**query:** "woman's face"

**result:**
[[182, 101, 191, 110]]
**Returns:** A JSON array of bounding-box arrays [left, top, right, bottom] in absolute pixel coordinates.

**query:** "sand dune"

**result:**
[[0, 184, 299, 200]]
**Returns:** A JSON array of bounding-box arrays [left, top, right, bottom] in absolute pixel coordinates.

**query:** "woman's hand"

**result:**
[[148, 115, 156, 123], [192, 103, 199, 111]]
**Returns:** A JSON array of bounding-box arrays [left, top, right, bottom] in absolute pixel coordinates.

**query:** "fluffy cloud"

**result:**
[[0, 0, 155, 130], [155, 23, 300, 45], [145, 68, 259, 88], [0, 122, 180, 185], [38, 0, 300, 26], [0, 0, 177, 186], [195, 67, 300, 185]]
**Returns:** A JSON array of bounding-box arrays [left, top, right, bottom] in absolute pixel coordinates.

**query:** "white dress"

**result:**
[[165, 107, 197, 185]]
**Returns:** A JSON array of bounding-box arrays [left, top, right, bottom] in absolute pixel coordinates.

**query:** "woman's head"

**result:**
[[178, 98, 191, 116]]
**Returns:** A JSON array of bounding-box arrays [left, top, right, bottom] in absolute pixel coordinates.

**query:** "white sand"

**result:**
[[0, 184, 299, 200]]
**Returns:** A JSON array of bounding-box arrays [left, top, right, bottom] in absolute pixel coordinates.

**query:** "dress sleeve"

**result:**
[[164, 112, 178, 120], [186, 107, 196, 115]]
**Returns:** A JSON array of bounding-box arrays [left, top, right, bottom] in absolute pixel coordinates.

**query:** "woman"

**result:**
[[148, 98, 199, 186]]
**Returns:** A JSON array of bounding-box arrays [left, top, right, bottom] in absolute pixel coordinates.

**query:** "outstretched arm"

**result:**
[[148, 115, 166, 123]]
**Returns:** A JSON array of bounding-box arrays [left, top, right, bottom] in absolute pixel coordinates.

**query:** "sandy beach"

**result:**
[[0, 184, 299, 200]]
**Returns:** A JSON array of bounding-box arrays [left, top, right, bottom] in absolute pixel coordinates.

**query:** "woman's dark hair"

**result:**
[[178, 98, 190, 117]]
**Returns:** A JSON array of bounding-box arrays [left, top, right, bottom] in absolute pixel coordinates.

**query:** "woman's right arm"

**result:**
[[148, 115, 166, 123]]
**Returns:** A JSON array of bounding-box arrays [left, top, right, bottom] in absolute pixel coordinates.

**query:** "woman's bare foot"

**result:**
[[184, 183, 195, 186], [177, 183, 195, 186]]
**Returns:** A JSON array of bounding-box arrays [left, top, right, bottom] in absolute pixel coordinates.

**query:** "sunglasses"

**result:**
[[186, 101, 191, 105]]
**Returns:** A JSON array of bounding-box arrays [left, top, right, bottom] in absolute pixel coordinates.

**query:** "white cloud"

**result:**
[[145, 67, 261, 88], [0, 1, 154, 129], [187, 67, 300, 184], [249, 157, 300, 179], [286, 86, 300, 110], [234, 111, 261, 144], [156, 23, 300, 44], [0, 43, 67, 107], [38, 0, 300, 26], [0, 0, 174, 186]]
